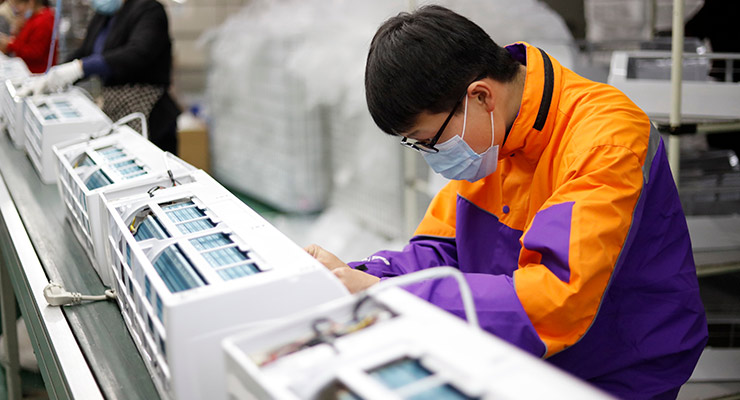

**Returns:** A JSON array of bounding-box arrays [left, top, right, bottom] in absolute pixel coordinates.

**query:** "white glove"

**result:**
[[16, 60, 84, 97], [44, 60, 84, 93], [15, 76, 47, 97]]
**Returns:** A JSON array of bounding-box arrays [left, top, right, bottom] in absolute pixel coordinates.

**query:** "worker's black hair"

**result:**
[[365, 5, 520, 136]]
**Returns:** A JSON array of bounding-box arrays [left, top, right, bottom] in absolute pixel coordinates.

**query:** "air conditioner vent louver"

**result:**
[[153, 245, 205, 293]]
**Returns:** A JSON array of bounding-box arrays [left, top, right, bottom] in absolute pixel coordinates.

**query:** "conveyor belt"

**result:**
[[0, 131, 158, 399]]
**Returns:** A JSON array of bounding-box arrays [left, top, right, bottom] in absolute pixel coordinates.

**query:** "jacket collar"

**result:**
[[500, 42, 562, 165]]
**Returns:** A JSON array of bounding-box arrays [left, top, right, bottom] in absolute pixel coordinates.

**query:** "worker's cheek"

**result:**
[[332, 267, 380, 294]]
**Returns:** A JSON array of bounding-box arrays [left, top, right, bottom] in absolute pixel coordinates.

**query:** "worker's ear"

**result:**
[[468, 80, 495, 113]]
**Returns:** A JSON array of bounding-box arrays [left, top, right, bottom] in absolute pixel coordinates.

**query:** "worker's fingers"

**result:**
[[32, 79, 48, 96], [16, 84, 32, 97], [304, 243, 321, 258], [19, 77, 48, 97], [332, 267, 380, 294], [303, 244, 348, 271]]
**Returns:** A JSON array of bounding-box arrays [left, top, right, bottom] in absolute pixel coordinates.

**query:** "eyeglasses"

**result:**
[[400, 74, 486, 153]]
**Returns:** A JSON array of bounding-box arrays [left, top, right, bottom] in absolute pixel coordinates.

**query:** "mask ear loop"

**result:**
[[490, 111, 495, 147], [460, 95, 469, 140]]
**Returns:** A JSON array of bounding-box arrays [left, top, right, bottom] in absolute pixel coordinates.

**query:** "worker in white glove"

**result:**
[[39, 60, 83, 93], [63, 0, 180, 154], [17, 60, 83, 96], [17, 0, 180, 153]]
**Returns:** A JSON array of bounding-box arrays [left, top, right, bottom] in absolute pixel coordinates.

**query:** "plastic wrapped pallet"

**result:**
[[205, 1, 331, 213]]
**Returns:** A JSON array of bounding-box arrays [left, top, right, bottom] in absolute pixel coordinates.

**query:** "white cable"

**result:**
[[87, 112, 149, 141], [112, 112, 149, 140], [163, 151, 171, 172], [43, 282, 116, 307], [365, 266, 480, 329]]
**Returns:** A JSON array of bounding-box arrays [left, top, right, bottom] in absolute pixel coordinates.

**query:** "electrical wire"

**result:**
[[147, 185, 166, 198], [43, 282, 116, 306], [256, 313, 386, 367], [163, 153, 180, 186], [113, 112, 149, 140], [254, 268, 479, 367], [365, 266, 480, 330], [351, 293, 394, 323], [89, 112, 150, 141]]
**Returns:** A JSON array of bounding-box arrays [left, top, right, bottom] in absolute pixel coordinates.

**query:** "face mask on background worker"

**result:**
[[92, 0, 122, 15], [422, 96, 499, 182]]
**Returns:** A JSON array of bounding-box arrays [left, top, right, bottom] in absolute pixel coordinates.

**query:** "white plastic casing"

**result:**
[[223, 288, 615, 400], [103, 175, 349, 400], [53, 125, 198, 285], [608, 51, 740, 120], [23, 88, 111, 183], [0, 59, 31, 148]]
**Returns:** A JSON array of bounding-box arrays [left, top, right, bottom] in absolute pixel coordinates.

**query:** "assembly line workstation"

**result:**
[[0, 129, 160, 400]]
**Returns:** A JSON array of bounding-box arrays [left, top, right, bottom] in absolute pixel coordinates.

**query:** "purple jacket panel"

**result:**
[[546, 140, 707, 399], [349, 197, 547, 357]]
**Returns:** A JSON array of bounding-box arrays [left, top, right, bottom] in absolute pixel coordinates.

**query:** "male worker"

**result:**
[[306, 5, 707, 399]]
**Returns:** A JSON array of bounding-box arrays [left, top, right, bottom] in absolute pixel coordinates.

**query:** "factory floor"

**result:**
[[0, 367, 46, 400]]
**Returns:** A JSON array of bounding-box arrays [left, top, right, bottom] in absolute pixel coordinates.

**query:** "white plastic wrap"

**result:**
[[205, 0, 332, 214]]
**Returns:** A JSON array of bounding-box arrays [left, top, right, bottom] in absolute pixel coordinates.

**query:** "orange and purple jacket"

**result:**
[[351, 43, 707, 399]]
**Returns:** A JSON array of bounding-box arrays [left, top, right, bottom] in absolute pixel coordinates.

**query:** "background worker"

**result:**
[[29, 0, 179, 154], [0, 0, 55, 73], [306, 5, 707, 399]]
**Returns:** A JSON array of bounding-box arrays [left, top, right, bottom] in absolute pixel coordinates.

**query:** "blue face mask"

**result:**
[[422, 96, 499, 182], [92, 0, 122, 15]]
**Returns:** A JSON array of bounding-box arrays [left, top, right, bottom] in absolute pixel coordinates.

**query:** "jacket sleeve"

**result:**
[[349, 182, 549, 357], [348, 182, 460, 278], [101, 2, 169, 81]]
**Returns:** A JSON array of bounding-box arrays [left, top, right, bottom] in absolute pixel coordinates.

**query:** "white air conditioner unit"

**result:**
[[104, 175, 349, 400], [223, 287, 613, 400], [23, 88, 111, 183], [2, 78, 30, 149], [0, 59, 31, 148], [53, 125, 197, 285], [608, 51, 740, 121]]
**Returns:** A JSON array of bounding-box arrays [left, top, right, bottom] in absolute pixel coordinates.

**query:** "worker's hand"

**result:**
[[44, 60, 84, 93], [0, 34, 9, 54], [16, 75, 49, 97], [304, 244, 349, 271], [304, 244, 380, 293], [15, 60, 83, 97], [331, 266, 380, 294], [16, 76, 47, 97]]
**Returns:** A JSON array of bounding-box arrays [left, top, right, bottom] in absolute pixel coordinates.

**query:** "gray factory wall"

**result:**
[[164, 0, 251, 99]]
